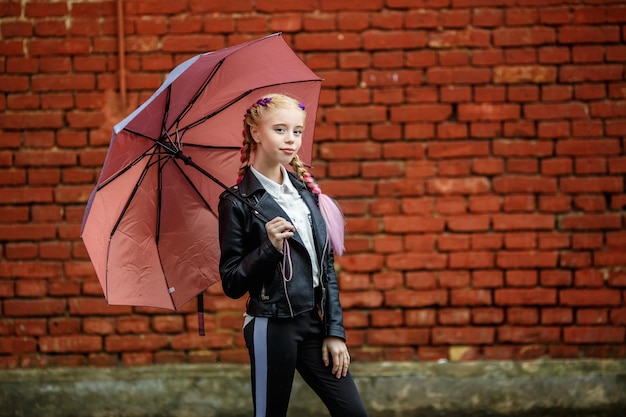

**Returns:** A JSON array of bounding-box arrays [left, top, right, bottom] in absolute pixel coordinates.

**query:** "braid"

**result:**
[[291, 154, 321, 195], [237, 126, 254, 184]]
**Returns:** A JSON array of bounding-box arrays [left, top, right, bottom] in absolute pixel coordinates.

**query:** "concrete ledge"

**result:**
[[2, 360, 625, 417]]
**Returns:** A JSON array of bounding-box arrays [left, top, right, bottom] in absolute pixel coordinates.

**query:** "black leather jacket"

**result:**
[[218, 168, 346, 341]]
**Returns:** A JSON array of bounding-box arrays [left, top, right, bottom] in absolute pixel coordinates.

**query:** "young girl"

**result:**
[[218, 93, 368, 417]]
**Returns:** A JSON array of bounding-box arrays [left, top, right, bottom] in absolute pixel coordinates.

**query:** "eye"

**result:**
[[294, 129, 303, 136], [274, 127, 286, 133]]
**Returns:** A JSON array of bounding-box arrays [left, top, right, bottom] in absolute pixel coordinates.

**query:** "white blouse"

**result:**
[[250, 165, 320, 288]]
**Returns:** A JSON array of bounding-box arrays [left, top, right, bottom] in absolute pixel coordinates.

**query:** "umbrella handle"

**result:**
[[197, 293, 205, 336]]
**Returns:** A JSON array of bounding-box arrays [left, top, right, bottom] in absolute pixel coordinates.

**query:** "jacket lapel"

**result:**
[[237, 169, 311, 250]]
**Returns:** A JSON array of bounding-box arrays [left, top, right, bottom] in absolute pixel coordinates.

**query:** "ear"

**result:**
[[250, 126, 260, 142]]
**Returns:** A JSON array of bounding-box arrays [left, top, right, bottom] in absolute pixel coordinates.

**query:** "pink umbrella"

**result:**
[[80, 34, 322, 328]]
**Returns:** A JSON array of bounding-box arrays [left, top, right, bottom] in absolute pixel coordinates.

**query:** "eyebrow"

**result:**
[[273, 123, 304, 129]]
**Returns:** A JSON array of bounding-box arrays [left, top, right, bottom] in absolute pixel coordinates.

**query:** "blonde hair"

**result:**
[[238, 93, 318, 193]]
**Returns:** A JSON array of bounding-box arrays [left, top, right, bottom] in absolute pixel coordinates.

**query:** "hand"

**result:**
[[265, 217, 295, 252], [322, 336, 350, 379]]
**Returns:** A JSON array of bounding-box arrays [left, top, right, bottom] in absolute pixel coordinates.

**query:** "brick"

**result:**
[[473, 308, 504, 324], [427, 178, 490, 194], [563, 327, 625, 344], [105, 335, 169, 352], [493, 214, 554, 231], [294, 32, 360, 51], [558, 25, 621, 44], [595, 250, 626, 267], [117, 317, 150, 334], [450, 289, 492, 306], [503, 195, 535, 212], [371, 310, 404, 327], [432, 327, 495, 345], [560, 214, 621, 231], [494, 66, 557, 84], [387, 252, 447, 270], [607, 268, 626, 288], [493, 27, 556, 46], [541, 160, 572, 179], [320, 0, 383, 10], [3, 299, 66, 316], [372, 272, 404, 291], [188, 0, 253, 12], [428, 141, 490, 159], [367, 328, 429, 346], [577, 309, 608, 325], [572, 233, 603, 249], [498, 327, 560, 343], [560, 65, 624, 82], [561, 289, 621, 306], [541, 308, 573, 325], [0, 112, 64, 129], [495, 288, 557, 305], [497, 251, 558, 269], [539, 269, 571, 287], [362, 30, 428, 50], [438, 308, 470, 326], [524, 102, 588, 119], [493, 176, 557, 193], [610, 308, 626, 325], [458, 103, 520, 121], [427, 67, 491, 84], [386, 290, 447, 307], [339, 291, 383, 308], [371, 11, 404, 30], [556, 139, 621, 156], [15, 280, 47, 297], [391, 104, 452, 122], [14, 319, 47, 336], [384, 217, 444, 233], [69, 297, 132, 316], [0, 337, 37, 354], [406, 309, 436, 328], [538, 121, 570, 138], [505, 270, 537, 286], [428, 29, 491, 48], [449, 251, 494, 268]]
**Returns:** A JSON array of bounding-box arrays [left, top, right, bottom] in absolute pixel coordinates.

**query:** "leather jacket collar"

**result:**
[[236, 167, 328, 257]]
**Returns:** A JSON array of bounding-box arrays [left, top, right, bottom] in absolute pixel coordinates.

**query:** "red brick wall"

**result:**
[[1, 0, 626, 368]]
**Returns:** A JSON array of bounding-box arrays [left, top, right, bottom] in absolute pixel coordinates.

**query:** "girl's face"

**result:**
[[251, 106, 305, 168]]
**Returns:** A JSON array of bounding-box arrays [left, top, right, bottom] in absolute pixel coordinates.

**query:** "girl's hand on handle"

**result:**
[[265, 217, 295, 252], [322, 336, 350, 379]]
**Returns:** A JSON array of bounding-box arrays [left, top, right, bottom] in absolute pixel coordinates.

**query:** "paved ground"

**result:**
[[2, 360, 625, 416]]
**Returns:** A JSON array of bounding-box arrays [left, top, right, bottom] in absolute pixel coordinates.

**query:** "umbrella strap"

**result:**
[[281, 240, 293, 282], [197, 293, 205, 336]]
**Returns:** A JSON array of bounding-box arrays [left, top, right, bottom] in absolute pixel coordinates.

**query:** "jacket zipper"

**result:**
[[318, 236, 329, 320]]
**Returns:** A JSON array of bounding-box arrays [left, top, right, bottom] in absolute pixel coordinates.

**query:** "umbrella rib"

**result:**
[[170, 159, 217, 216], [173, 151, 269, 222], [109, 151, 164, 237], [176, 79, 321, 135], [162, 83, 171, 143], [182, 143, 240, 151], [120, 128, 156, 142], [165, 59, 225, 135], [97, 144, 160, 191]]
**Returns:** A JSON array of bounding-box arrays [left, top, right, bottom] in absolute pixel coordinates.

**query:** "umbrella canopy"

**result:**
[[81, 33, 322, 312]]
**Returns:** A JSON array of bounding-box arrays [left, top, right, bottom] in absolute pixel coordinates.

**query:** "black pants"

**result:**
[[244, 311, 368, 417]]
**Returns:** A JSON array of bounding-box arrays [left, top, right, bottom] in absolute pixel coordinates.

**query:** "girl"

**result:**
[[218, 93, 368, 417]]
